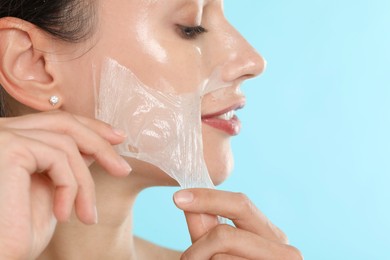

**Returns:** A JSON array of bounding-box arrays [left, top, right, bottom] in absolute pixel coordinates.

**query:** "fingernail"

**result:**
[[112, 127, 127, 137], [174, 190, 194, 205], [119, 158, 132, 174]]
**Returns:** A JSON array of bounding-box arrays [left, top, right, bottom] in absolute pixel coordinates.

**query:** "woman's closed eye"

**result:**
[[176, 25, 208, 40]]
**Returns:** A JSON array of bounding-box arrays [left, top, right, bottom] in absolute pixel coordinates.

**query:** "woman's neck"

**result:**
[[38, 164, 148, 260]]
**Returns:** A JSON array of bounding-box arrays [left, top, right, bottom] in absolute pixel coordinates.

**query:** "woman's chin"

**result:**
[[201, 124, 235, 186], [205, 149, 234, 186]]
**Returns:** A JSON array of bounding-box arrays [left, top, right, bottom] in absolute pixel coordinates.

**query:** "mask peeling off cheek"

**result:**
[[95, 58, 229, 189]]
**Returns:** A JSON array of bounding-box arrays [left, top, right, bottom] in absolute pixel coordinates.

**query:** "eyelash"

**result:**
[[177, 25, 208, 40]]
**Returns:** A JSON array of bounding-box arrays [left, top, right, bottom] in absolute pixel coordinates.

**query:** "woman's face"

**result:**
[[59, 0, 265, 185]]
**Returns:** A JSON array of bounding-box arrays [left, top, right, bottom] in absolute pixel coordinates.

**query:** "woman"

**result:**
[[0, 0, 302, 259]]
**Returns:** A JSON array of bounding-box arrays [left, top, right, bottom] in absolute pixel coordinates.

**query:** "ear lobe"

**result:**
[[0, 18, 62, 111]]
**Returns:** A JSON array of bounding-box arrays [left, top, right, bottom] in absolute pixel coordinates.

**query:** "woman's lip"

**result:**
[[202, 115, 242, 136], [201, 102, 245, 136], [201, 101, 246, 119]]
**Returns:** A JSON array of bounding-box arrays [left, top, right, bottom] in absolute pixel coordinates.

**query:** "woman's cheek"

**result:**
[[57, 55, 97, 118]]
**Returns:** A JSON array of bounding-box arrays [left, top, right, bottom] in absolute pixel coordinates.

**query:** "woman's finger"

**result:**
[[211, 254, 249, 260], [174, 188, 288, 243], [0, 111, 124, 144], [0, 132, 78, 222], [14, 129, 97, 224], [183, 212, 219, 242], [181, 224, 303, 260], [2, 111, 132, 177], [185, 251, 249, 260]]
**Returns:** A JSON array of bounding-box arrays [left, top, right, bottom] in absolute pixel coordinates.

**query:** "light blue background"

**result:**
[[134, 1, 390, 259]]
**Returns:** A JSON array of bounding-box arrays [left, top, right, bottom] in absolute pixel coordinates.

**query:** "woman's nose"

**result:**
[[221, 27, 266, 82]]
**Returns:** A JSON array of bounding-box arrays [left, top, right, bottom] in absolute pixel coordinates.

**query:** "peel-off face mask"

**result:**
[[95, 58, 230, 189]]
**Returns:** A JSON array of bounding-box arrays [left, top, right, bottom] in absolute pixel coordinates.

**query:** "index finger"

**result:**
[[4, 112, 131, 177], [4, 111, 125, 145], [174, 188, 288, 244]]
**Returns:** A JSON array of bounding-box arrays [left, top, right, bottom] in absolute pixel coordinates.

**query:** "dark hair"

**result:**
[[0, 0, 96, 117]]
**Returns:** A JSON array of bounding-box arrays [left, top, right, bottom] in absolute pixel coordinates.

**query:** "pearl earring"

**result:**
[[49, 95, 60, 106]]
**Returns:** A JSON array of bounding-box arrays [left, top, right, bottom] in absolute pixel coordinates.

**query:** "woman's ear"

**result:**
[[0, 17, 63, 111]]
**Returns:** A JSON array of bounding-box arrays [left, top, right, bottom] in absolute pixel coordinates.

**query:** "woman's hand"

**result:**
[[0, 111, 131, 260], [174, 189, 303, 260]]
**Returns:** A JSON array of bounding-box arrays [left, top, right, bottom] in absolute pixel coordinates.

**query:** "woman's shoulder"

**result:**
[[134, 236, 182, 260]]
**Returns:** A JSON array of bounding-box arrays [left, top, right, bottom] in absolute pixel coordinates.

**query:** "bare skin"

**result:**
[[0, 0, 303, 259], [0, 113, 302, 259]]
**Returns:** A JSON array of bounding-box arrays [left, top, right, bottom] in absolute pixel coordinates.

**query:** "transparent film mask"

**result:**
[[95, 58, 230, 189]]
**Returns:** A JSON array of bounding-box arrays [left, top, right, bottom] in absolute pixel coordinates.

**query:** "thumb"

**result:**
[[184, 212, 219, 242]]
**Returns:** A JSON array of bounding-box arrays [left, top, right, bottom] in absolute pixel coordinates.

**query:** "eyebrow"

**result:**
[[176, 0, 200, 11], [177, 0, 211, 10], [174, 0, 205, 23]]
